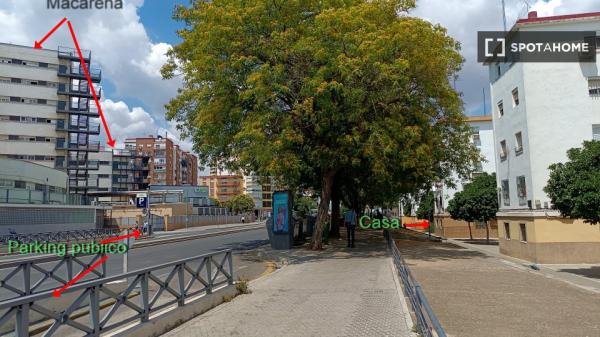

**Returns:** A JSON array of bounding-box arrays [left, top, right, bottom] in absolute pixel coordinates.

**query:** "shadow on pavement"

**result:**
[[395, 238, 490, 262], [559, 266, 600, 280]]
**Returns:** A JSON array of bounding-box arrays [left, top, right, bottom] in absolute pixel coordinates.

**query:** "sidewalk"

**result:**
[[393, 230, 600, 337], [162, 231, 413, 337]]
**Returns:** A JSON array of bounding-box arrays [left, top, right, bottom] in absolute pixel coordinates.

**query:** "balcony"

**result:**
[[67, 122, 101, 134], [67, 142, 100, 152], [58, 64, 101, 82], [67, 160, 99, 170], [57, 83, 102, 99], [58, 46, 91, 61], [56, 101, 100, 117]]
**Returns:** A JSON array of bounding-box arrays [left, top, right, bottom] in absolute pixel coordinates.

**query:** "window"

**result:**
[[516, 176, 527, 206], [35, 184, 45, 191], [14, 180, 26, 189], [519, 223, 527, 242], [512, 88, 520, 107], [501, 180, 510, 206], [590, 78, 600, 97], [500, 140, 507, 160], [593, 125, 600, 141], [515, 132, 523, 154], [497, 101, 504, 117], [504, 223, 511, 240]]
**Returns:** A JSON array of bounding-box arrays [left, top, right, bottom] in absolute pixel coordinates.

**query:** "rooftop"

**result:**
[[517, 11, 600, 26]]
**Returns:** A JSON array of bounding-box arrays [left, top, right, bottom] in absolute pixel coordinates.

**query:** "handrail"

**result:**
[[385, 230, 447, 337], [0, 249, 234, 336]]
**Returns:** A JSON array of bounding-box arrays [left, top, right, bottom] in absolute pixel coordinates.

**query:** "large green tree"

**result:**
[[163, 0, 478, 249], [416, 190, 435, 222], [545, 141, 600, 224], [225, 194, 256, 215], [447, 173, 498, 242]]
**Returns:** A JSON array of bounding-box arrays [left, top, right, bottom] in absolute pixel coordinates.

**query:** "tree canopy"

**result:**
[[225, 194, 256, 215], [545, 141, 600, 224], [416, 191, 435, 222], [163, 0, 479, 249], [447, 173, 498, 241]]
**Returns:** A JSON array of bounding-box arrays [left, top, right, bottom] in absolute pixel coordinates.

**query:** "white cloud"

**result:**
[[132, 42, 172, 78], [101, 99, 155, 148]]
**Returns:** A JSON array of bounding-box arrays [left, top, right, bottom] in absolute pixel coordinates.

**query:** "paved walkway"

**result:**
[[163, 231, 413, 337], [394, 231, 600, 337]]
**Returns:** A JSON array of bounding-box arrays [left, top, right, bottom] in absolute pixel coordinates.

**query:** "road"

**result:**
[[0, 226, 270, 302]]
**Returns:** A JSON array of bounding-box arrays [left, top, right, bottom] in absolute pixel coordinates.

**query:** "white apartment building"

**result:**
[[0, 43, 102, 196], [490, 12, 600, 211], [434, 115, 496, 213], [243, 175, 263, 209]]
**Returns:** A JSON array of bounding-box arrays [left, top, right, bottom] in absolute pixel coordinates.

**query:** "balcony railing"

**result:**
[[58, 64, 101, 81], [67, 122, 101, 134], [67, 142, 100, 151], [57, 83, 102, 98], [58, 46, 91, 60], [56, 101, 100, 116]]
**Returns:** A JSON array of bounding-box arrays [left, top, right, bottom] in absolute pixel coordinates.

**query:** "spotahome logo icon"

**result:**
[[48, 0, 123, 10], [478, 31, 597, 63]]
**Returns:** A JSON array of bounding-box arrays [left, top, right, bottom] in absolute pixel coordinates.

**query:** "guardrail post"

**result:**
[[227, 251, 234, 285], [67, 255, 73, 280], [89, 285, 100, 336], [15, 303, 30, 337], [178, 263, 185, 306], [23, 262, 31, 296], [206, 257, 213, 294], [141, 272, 150, 322]]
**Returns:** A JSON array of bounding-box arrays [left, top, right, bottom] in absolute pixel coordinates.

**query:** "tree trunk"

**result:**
[[329, 180, 341, 239], [467, 221, 473, 240], [310, 171, 336, 250], [485, 221, 490, 244]]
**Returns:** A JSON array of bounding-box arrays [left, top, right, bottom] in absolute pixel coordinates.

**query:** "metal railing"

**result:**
[[0, 249, 234, 336], [0, 229, 120, 245], [385, 230, 446, 337], [0, 254, 107, 301]]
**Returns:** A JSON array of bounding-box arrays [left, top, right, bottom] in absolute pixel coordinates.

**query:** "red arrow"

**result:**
[[99, 229, 141, 245], [34, 17, 67, 49], [53, 255, 109, 297], [66, 20, 117, 148]]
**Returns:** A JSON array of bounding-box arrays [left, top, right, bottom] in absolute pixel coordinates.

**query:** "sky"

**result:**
[[0, 0, 599, 155]]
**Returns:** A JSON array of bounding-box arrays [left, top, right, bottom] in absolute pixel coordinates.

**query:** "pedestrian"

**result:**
[[241, 215, 245, 224], [344, 209, 357, 248]]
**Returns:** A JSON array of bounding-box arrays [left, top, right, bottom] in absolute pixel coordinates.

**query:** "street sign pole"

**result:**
[[146, 187, 152, 237]]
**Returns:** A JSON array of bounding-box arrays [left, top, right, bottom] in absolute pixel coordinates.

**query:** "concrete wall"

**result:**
[[497, 211, 600, 264], [433, 214, 498, 239]]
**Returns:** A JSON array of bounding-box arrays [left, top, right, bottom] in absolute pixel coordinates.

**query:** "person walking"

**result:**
[[344, 209, 357, 248]]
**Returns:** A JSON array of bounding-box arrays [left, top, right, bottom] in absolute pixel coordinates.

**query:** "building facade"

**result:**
[[199, 174, 243, 203], [0, 43, 102, 196], [124, 136, 198, 187], [432, 115, 498, 238], [489, 11, 600, 263]]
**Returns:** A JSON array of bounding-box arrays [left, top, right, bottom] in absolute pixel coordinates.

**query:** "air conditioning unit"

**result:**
[[535, 200, 541, 209]]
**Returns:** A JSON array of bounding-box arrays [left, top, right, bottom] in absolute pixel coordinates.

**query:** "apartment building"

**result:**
[[489, 11, 600, 263], [432, 115, 498, 238], [0, 43, 102, 196], [199, 174, 243, 203], [111, 148, 151, 192], [243, 175, 263, 209], [124, 136, 198, 187]]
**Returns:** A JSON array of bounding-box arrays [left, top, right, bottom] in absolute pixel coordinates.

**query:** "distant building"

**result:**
[[124, 135, 198, 187], [0, 43, 103, 196], [489, 11, 600, 263], [199, 174, 243, 203], [243, 175, 263, 209], [432, 115, 497, 238]]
